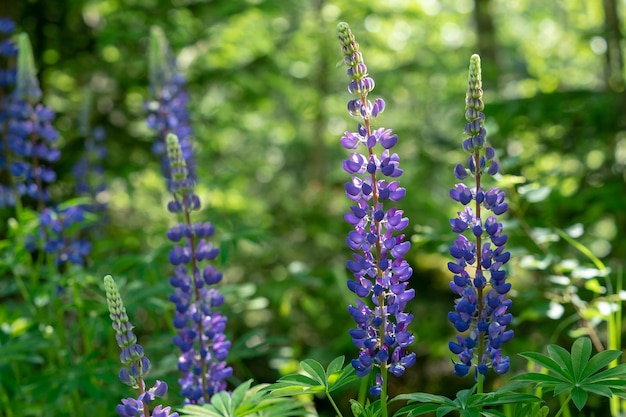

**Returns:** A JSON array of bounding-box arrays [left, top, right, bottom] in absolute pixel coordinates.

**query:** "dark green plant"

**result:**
[[511, 337, 626, 415]]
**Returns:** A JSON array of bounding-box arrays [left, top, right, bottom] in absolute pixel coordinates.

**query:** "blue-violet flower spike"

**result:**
[[447, 54, 512, 379], [337, 22, 415, 396], [165, 134, 232, 404]]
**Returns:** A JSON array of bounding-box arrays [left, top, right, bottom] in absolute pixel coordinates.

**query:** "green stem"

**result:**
[[357, 376, 368, 406], [326, 392, 345, 417], [0, 382, 14, 417], [553, 393, 571, 417], [380, 364, 389, 417], [476, 373, 484, 395]]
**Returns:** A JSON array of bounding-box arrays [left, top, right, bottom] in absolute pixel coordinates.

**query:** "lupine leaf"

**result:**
[[277, 373, 320, 386], [569, 337, 592, 380], [584, 363, 626, 382], [581, 383, 613, 398], [393, 392, 451, 404], [517, 352, 571, 381], [230, 380, 253, 410], [546, 344, 574, 379], [480, 410, 507, 417], [435, 406, 457, 417], [476, 393, 542, 406], [579, 349, 622, 380], [552, 382, 573, 396], [210, 392, 231, 416], [300, 359, 327, 387], [180, 405, 223, 417], [326, 356, 345, 375], [327, 364, 357, 393], [510, 372, 564, 386], [454, 387, 475, 405], [393, 403, 441, 417], [459, 409, 480, 417], [571, 386, 588, 410]]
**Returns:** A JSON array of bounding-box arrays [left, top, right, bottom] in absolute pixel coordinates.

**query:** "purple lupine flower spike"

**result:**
[[103, 275, 179, 417], [166, 133, 232, 403], [337, 22, 416, 397], [447, 54, 512, 378], [146, 26, 195, 189]]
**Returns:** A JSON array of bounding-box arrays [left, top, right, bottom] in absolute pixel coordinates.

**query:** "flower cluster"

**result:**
[[1, 33, 60, 208], [103, 275, 178, 417], [1, 32, 93, 265], [447, 54, 513, 378], [337, 22, 416, 397], [146, 26, 195, 189], [0, 17, 17, 207], [166, 133, 232, 403], [38, 206, 92, 266]]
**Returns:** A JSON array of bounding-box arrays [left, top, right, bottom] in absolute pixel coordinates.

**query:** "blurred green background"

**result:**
[[1, 0, 625, 415]]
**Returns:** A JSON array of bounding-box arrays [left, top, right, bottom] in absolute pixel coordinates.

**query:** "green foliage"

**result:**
[[392, 384, 541, 417], [267, 356, 356, 397], [511, 338, 626, 411], [179, 380, 307, 417]]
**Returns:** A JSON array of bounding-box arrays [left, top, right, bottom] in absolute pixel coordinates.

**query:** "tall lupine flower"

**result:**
[[447, 55, 513, 380], [165, 133, 232, 404], [2, 33, 60, 208], [3, 33, 92, 265], [0, 17, 17, 207], [337, 23, 416, 398], [146, 26, 195, 189], [103, 275, 179, 417]]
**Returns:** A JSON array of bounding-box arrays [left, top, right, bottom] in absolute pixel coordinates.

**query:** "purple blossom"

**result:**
[[337, 22, 415, 397], [447, 55, 512, 379], [0, 33, 60, 208], [104, 276, 178, 417], [37, 206, 92, 266], [165, 133, 232, 403], [146, 27, 195, 189]]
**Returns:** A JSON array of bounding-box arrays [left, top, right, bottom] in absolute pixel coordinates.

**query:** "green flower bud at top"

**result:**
[[16, 32, 42, 104], [462, 54, 486, 152], [149, 26, 172, 94], [166, 133, 190, 187]]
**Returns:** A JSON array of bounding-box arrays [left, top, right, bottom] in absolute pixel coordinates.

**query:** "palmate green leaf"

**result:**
[[571, 387, 588, 411], [458, 409, 480, 417], [570, 337, 592, 380], [266, 356, 356, 398], [180, 382, 308, 417], [277, 373, 321, 386], [435, 406, 458, 417], [545, 344, 575, 379], [581, 383, 613, 398], [480, 411, 507, 417], [510, 372, 564, 387], [230, 380, 253, 411], [454, 387, 475, 406], [393, 392, 451, 405], [517, 352, 571, 381], [300, 359, 327, 387], [584, 362, 626, 382], [579, 349, 623, 380], [475, 393, 542, 407], [327, 355, 345, 375], [394, 403, 441, 417], [327, 357, 357, 393]]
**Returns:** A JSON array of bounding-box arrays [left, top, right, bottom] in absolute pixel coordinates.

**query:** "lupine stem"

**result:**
[[326, 393, 345, 417], [182, 197, 208, 402], [338, 21, 416, 401], [554, 394, 572, 417]]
